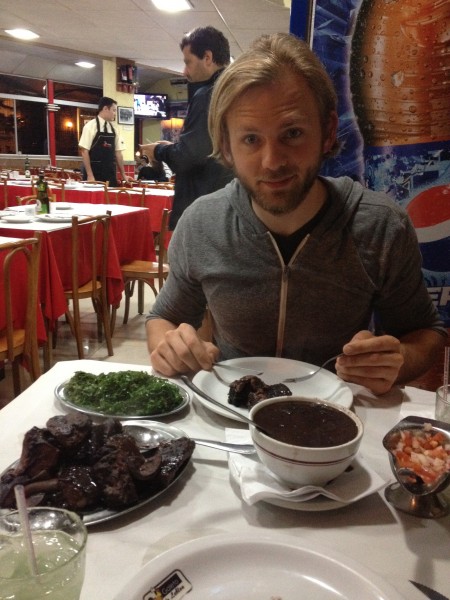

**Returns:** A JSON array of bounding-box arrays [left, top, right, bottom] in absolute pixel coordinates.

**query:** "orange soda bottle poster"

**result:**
[[291, 0, 450, 326]]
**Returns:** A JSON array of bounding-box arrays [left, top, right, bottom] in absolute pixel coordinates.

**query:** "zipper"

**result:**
[[267, 232, 311, 356]]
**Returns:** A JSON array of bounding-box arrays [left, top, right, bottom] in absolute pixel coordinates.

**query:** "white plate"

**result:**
[[36, 214, 73, 223], [228, 454, 383, 512], [112, 533, 406, 600], [53, 203, 74, 210], [1, 215, 34, 223], [192, 357, 353, 421]]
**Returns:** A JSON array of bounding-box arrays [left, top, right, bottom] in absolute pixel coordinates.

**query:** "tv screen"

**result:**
[[134, 94, 168, 119]]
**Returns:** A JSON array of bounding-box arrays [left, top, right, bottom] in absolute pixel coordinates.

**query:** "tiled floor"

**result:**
[[0, 286, 154, 409]]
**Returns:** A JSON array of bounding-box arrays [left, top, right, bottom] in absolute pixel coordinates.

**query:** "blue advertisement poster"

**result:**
[[291, 0, 450, 327]]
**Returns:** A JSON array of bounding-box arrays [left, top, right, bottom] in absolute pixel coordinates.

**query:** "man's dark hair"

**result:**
[[98, 96, 117, 112], [180, 26, 230, 66]]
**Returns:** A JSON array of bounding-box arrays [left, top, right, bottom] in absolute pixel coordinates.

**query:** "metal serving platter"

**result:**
[[55, 380, 190, 420], [0, 421, 192, 527]]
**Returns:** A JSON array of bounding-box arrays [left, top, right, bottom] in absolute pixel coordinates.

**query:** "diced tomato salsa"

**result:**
[[389, 423, 450, 485]]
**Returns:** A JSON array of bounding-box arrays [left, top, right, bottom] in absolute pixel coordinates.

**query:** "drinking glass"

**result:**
[[24, 204, 36, 217], [0, 507, 87, 600], [435, 384, 450, 424]]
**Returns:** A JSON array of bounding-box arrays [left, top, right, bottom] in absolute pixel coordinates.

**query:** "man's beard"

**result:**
[[236, 164, 321, 216]]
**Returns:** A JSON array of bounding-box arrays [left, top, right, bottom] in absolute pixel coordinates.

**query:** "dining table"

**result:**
[[3, 180, 174, 234], [0, 358, 448, 600], [0, 204, 156, 326]]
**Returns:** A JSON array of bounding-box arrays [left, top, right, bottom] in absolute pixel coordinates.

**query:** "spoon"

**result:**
[[181, 375, 273, 436], [123, 424, 255, 455]]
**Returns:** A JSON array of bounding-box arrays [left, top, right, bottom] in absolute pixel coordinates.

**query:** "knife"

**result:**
[[410, 580, 450, 600]]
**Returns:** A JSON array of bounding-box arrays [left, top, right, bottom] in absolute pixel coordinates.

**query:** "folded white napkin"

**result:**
[[226, 429, 386, 507]]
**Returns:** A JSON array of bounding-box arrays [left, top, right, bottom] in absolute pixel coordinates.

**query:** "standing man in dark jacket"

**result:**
[[140, 26, 234, 229]]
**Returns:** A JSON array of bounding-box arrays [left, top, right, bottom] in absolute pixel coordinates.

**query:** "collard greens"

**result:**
[[64, 370, 184, 416]]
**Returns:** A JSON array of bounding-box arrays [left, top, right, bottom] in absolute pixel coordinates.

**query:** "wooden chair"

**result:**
[[116, 208, 171, 326], [15, 194, 39, 206], [2, 179, 7, 208], [63, 213, 114, 359], [46, 179, 65, 202], [0, 235, 42, 395], [16, 194, 56, 207], [81, 181, 109, 202], [106, 187, 145, 207]]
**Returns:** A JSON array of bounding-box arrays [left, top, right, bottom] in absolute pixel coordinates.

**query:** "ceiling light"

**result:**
[[76, 61, 95, 69], [5, 28, 39, 40], [151, 0, 192, 12]]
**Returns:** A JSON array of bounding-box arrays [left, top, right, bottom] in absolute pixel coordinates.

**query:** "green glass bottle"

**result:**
[[24, 156, 31, 178], [36, 173, 49, 214]]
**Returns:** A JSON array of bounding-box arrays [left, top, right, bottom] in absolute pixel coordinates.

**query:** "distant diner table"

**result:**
[[3, 181, 174, 234], [0, 204, 155, 325], [0, 358, 447, 600]]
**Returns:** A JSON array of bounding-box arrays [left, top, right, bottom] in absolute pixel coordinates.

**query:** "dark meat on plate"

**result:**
[[0, 414, 195, 513], [158, 437, 196, 487], [228, 375, 292, 409]]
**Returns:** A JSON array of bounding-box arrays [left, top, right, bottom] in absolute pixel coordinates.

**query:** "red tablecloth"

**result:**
[[0, 237, 47, 343], [0, 207, 155, 325], [5, 183, 174, 234], [3, 182, 34, 207], [54, 187, 173, 233]]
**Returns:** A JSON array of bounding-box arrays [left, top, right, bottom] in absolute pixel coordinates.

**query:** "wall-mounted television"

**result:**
[[133, 94, 168, 119]]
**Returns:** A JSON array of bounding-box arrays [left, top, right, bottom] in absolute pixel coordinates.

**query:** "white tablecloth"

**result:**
[[0, 360, 448, 600]]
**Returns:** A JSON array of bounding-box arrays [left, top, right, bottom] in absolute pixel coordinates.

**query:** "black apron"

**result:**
[[86, 117, 118, 186]]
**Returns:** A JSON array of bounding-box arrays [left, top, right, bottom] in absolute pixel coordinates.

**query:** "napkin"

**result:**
[[226, 429, 386, 507]]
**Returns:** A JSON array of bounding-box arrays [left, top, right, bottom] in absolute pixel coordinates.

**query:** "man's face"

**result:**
[[182, 45, 211, 83], [223, 70, 336, 216], [103, 104, 117, 121]]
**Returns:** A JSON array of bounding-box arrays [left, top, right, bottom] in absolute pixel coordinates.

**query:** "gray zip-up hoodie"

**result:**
[[148, 176, 444, 365]]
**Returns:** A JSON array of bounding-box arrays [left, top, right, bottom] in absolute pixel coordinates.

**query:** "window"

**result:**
[[0, 99, 15, 154], [0, 73, 101, 156], [16, 100, 47, 154]]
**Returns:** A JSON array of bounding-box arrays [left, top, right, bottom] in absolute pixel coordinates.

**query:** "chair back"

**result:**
[[61, 212, 113, 360], [70, 213, 111, 301], [47, 179, 65, 202], [81, 181, 109, 202], [0, 235, 42, 390], [2, 179, 7, 208], [157, 208, 171, 288], [107, 187, 145, 207], [15, 194, 39, 206]]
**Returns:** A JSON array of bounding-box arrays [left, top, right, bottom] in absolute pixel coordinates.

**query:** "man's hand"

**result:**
[[149, 322, 220, 377], [140, 141, 172, 162], [336, 330, 404, 395]]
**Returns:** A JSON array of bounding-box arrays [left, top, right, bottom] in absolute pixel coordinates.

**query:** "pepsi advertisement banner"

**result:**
[[291, 0, 450, 327]]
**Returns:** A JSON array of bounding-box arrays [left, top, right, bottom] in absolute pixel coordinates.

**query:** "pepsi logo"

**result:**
[[406, 184, 450, 272]]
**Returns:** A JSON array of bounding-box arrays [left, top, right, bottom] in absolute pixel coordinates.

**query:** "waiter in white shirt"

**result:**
[[79, 96, 131, 186]]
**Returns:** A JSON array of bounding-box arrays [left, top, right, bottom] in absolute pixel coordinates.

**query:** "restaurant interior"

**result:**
[[0, 2, 449, 600]]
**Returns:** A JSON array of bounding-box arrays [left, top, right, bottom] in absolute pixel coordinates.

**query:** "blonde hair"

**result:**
[[209, 32, 339, 165]]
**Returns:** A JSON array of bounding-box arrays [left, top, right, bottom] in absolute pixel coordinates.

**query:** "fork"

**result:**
[[283, 354, 341, 383], [213, 363, 263, 376]]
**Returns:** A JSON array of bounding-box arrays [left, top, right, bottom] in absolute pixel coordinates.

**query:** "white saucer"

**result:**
[[1, 215, 34, 223]]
